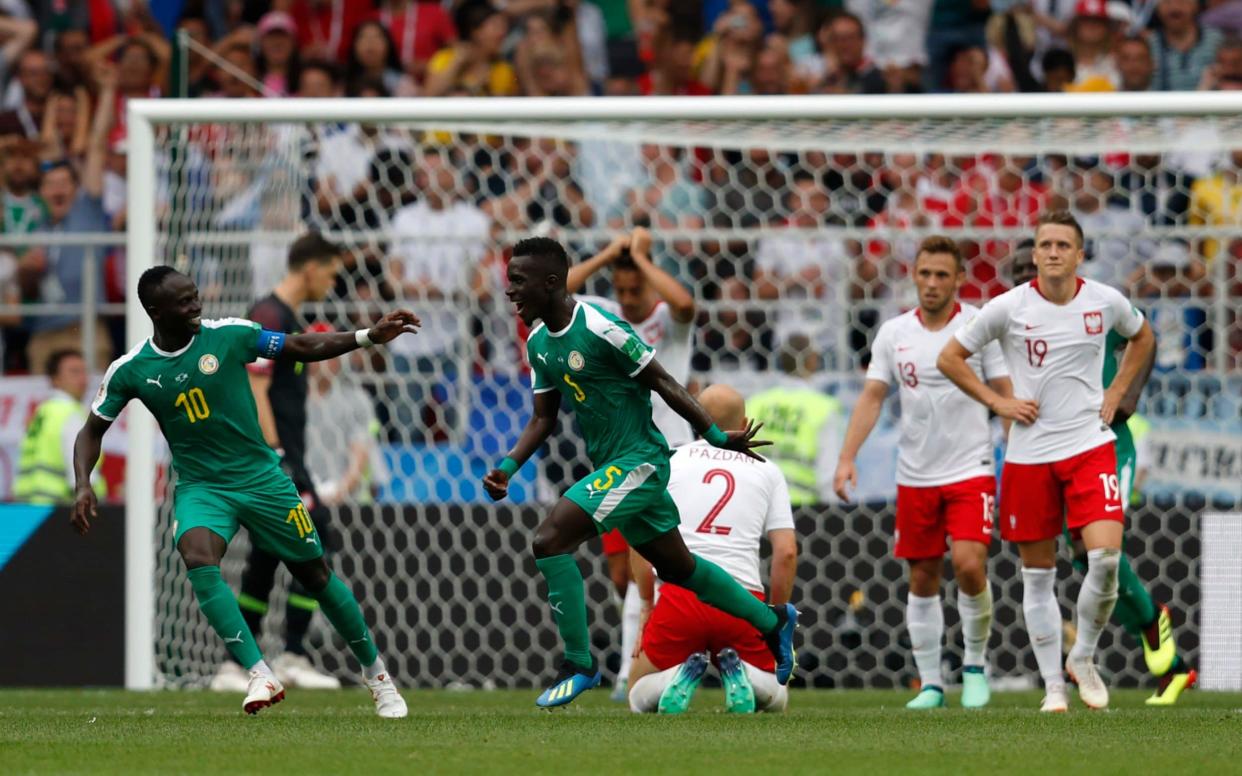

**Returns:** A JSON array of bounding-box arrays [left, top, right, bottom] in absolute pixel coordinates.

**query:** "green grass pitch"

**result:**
[[3, 688, 1240, 775]]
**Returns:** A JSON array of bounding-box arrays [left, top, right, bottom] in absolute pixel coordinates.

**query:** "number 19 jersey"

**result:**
[[955, 278, 1144, 464], [527, 301, 670, 468], [92, 318, 283, 488]]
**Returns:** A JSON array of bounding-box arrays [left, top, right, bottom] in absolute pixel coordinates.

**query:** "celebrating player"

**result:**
[[834, 236, 1011, 709], [1009, 244, 1194, 705], [72, 267, 418, 718], [938, 211, 1156, 712], [567, 225, 697, 699], [482, 236, 797, 709], [628, 384, 796, 715]]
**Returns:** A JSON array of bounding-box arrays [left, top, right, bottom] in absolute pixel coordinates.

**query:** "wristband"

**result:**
[[498, 456, 520, 477], [703, 423, 729, 447], [354, 328, 374, 348]]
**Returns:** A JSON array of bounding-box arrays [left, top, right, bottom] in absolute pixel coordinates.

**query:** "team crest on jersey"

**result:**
[[568, 351, 585, 371], [1083, 311, 1103, 335], [198, 354, 219, 375]]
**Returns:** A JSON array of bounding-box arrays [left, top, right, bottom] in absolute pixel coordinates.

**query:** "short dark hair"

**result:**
[[1043, 48, 1076, 78], [287, 232, 341, 271], [40, 158, 79, 183], [46, 348, 83, 379], [512, 236, 569, 275], [137, 266, 181, 310], [456, 0, 502, 40], [613, 253, 639, 273], [916, 235, 963, 269], [294, 59, 340, 92], [1037, 209, 1085, 247], [1119, 34, 1151, 55]]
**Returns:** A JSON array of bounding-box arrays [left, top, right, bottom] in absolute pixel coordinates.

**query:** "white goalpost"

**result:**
[[125, 94, 1242, 691]]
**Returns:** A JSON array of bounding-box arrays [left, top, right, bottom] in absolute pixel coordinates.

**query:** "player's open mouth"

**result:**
[[189, 316, 201, 326]]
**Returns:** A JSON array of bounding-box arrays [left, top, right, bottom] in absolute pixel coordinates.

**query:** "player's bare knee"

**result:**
[[177, 529, 223, 570], [953, 557, 987, 596], [531, 527, 561, 559], [907, 558, 942, 597], [289, 557, 331, 593]]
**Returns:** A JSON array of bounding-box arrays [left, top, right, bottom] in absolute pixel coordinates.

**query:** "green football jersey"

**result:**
[[1101, 329, 1134, 453], [92, 318, 282, 488], [527, 301, 670, 467]]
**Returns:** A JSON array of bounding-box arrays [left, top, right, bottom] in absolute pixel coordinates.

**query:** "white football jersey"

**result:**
[[866, 303, 1008, 487], [666, 440, 796, 593], [579, 296, 695, 446], [955, 277, 1145, 464]]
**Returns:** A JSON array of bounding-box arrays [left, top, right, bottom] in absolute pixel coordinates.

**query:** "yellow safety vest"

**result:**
[[746, 387, 842, 506], [13, 395, 100, 504]]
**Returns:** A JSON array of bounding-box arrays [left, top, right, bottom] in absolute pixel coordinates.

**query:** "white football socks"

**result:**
[[248, 659, 274, 677], [957, 583, 993, 668], [1021, 567, 1064, 693], [618, 582, 641, 684], [744, 662, 788, 712], [628, 665, 677, 713], [1068, 548, 1121, 664], [906, 593, 944, 690], [363, 656, 388, 681]]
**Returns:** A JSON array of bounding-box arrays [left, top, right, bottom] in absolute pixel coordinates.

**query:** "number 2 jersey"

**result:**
[[528, 301, 670, 469], [955, 277, 1145, 465], [866, 302, 1008, 487], [92, 318, 284, 488]]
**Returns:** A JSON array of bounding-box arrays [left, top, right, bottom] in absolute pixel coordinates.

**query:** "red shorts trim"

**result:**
[[600, 529, 628, 556], [999, 442, 1124, 543], [640, 584, 774, 672], [894, 476, 996, 559]]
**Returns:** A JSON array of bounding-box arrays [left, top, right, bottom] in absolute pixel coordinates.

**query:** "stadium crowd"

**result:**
[[0, 0, 1238, 382]]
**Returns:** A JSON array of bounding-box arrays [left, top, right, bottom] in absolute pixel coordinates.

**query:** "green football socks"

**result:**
[[682, 555, 779, 633], [188, 565, 263, 670], [312, 574, 379, 667], [535, 554, 593, 668]]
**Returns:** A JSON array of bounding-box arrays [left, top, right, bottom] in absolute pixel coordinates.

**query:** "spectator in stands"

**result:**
[[307, 349, 387, 505], [1116, 35, 1155, 91], [1070, 164, 1153, 284], [52, 28, 90, 91], [345, 19, 413, 97], [212, 44, 259, 99], [0, 48, 52, 140], [177, 16, 215, 97], [0, 13, 37, 96], [608, 144, 706, 231], [254, 11, 302, 97], [1199, 35, 1242, 89], [925, 0, 989, 92], [1189, 149, 1242, 261], [19, 65, 114, 375], [1150, 0, 1224, 91], [379, 0, 458, 87], [1131, 239, 1205, 298], [1116, 153, 1193, 225], [945, 42, 1013, 92], [640, 30, 711, 95], [771, 0, 818, 65], [809, 11, 888, 94], [847, 0, 933, 92], [1066, 0, 1121, 90], [40, 87, 89, 165], [293, 59, 342, 98], [515, 9, 591, 97], [424, 1, 518, 97], [1042, 47, 1077, 90], [1025, 0, 1077, 75], [289, 0, 369, 64], [698, 1, 765, 94], [1, 135, 42, 235]]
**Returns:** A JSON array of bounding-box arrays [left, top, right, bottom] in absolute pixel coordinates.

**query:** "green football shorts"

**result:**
[[563, 455, 681, 547], [172, 468, 323, 563]]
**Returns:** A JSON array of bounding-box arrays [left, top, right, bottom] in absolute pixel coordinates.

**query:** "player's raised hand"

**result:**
[[71, 486, 97, 535], [991, 396, 1040, 425], [367, 309, 421, 344], [724, 419, 772, 461], [833, 459, 857, 502], [482, 469, 509, 501]]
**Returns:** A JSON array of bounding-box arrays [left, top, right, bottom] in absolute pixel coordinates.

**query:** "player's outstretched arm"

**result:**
[[987, 376, 1016, 438], [1102, 319, 1156, 425], [566, 234, 630, 293], [483, 390, 561, 501], [1111, 323, 1157, 425], [833, 379, 888, 501], [629, 228, 695, 323], [71, 413, 112, 535], [281, 310, 421, 363], [938, 340, 1039, 425], [635, 359, 771, 459]]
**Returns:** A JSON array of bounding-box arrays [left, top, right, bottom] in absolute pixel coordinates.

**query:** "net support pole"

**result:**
[[125, 109, 158, 690]]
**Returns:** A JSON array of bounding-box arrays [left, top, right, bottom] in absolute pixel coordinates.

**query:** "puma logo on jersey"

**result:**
[[223, 630, 244, 644], [536, 353, 548, 364], [146, 376, 163, 388]]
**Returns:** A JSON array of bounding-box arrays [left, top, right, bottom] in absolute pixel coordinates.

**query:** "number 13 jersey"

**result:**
[[92, 318, 283, 488], [955, 278, 1144, 465], [868, 302, 1008, 487]]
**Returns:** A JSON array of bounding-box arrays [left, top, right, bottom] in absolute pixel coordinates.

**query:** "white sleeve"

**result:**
[[864, 323, 894, 384], [954, 293, 1011, 354], [981, 339, 1010, 380], [1106, 286, 1145, 338], [764, 466, 796, 532]]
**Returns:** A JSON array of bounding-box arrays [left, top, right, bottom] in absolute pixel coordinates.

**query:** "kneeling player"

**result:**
[[628, 385, 797, 714], [835, 236, 1010, 709]]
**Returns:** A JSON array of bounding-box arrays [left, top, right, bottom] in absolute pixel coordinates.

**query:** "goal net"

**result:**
[[127, 95, 1241, 691]]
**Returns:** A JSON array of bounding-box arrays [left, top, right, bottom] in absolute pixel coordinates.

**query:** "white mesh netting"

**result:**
[[145, 109, 1241, 690]]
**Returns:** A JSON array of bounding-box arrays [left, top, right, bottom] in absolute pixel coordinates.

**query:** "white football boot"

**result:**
[[272, 652, 342, 689], [1040, 686, 1069, 713], [1067, 656, 1109, 710], [365, 671, 408, 719], [243, 670, 286, 715], [209, 661, 251, 693]]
